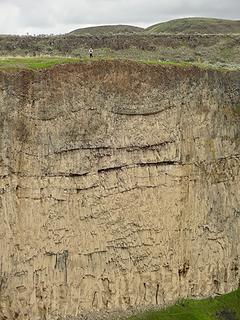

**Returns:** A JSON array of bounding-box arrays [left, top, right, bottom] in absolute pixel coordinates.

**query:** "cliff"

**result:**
[[0, 60, 239, 320]]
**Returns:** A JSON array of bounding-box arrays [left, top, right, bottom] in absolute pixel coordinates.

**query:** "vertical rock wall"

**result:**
[[0, 61, 239, 319]]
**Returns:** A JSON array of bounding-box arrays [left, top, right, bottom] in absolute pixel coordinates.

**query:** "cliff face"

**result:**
[[0, 61, 239, 320]]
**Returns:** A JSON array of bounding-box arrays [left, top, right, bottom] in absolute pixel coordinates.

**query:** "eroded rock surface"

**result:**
[[0, 61, 239, 320]]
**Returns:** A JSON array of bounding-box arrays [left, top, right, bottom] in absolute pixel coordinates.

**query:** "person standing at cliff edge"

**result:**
[[89, 48, 93, 58]]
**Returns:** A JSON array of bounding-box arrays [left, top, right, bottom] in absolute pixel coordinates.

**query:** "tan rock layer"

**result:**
[[0, 61, 239, 320]]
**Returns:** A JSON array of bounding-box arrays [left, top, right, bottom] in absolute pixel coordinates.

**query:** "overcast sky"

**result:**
[[0, 0, 239, 35]]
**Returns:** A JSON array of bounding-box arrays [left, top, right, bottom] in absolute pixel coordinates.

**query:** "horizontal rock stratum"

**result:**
[[0, 60, 240, 320]]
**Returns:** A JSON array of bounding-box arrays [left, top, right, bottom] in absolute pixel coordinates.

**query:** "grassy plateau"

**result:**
[[0, 56, 238, 72]]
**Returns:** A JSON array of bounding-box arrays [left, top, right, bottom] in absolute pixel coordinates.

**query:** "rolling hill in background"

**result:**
[[69, 24, 144, 35], [69, 18, 240, 35], [145, 17, 240, 34]]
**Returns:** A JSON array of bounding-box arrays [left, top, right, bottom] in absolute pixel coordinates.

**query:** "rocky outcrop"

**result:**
[[0, 60, 239, 320]]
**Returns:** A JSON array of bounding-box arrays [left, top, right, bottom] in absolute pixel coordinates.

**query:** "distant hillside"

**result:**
[[1, 33, 239, 66], [69, 24, 143, 35], [146, 17, 240, 34]]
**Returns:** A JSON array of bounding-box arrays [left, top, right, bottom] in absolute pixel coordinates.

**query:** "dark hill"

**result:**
[[146, 17, 240, 34], [69, 24, 143, 35]]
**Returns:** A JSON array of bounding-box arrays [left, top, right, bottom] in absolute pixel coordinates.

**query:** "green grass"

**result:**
[[125, 289, 240, 320], [137, 59, 239, 71], [0, 56, 238, 72], [0, 56, 81, 70]]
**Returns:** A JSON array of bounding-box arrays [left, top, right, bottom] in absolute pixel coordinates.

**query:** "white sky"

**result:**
[[0, 0, 239, 35]]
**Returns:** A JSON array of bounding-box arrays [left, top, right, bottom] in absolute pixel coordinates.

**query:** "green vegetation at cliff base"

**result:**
[[125, 289, 240, 320]]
